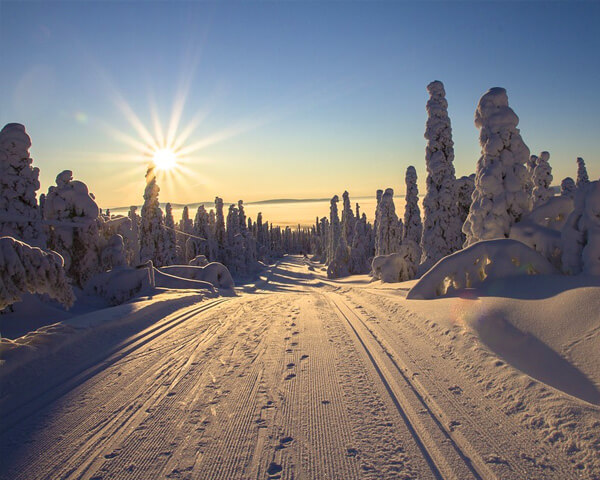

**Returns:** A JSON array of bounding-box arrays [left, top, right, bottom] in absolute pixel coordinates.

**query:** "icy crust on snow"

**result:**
[[371, 241, 420, 283], [463, 88, 531, 246], [562, 180, 600, 275], [407, 239, 557, 299], [0, 123, 44, 245], [0, 236, 74, 310]]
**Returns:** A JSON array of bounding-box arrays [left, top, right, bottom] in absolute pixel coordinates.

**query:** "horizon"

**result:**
[[1, 1, 598, 208]]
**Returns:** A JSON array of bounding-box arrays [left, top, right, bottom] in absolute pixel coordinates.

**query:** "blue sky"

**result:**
[[1, 1, 598, 207]]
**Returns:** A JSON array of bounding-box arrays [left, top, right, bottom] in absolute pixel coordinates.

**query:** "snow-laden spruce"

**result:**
[[128, 206, 141, 265], [139, 165, 165, 267], [421, 81, 462, 268], [375, 188, 403, 256], [341, 191, 356, 245], [326, 195, 350, 278], [0, 123, 45, 246], [531, 151, 553, 209], [463, 87, 531, 246], [455, 174, 475, 243], [562, 180, 600, 275], [561, 177, 576, 199], [163, 203, 178, 265], [403, 166, 422, 245], [0, 236, 75, 310], [407, 239, 557, 299], [214, 197, 226, 263], [44, 170, 101, 287], [349, 213, 371, 274], [576, 157, 590, 189]]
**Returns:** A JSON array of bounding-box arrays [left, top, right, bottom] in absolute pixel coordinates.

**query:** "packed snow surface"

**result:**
[[1, 256, 598, 480]]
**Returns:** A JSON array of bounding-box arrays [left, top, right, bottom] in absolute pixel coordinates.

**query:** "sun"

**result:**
[[152, 148, 178, 171]]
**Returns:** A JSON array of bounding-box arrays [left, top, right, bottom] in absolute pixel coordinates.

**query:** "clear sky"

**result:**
[[1, 1, 598, 208]]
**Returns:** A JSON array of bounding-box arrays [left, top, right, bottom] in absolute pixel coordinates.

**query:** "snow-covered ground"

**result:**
[[1, 256, 598, 479]]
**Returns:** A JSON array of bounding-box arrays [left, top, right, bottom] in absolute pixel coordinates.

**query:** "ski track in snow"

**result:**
[[1, 257, 597, 479]]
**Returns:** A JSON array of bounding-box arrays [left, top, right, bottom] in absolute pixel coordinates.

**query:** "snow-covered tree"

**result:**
[[562, 180, 600, 275], [341, 191, 355, 245], [422, 81, 462, 267], [214, 197, 225, 262], [463, 87, 531, 246], [0, 123, 45, 246], [531, 151, 553, 209], [0, 236, 75, 310], [349, 213, 372, 274], [44, 170, 101, 287], [139, 164, 165, 266], [326, 195, 350, 278], [403, 166, 422, 245], [327, 195, 341, 265], [375, 188, 403, 256], [163, 203, 177, 265], [576, 157, 590, 189], [525, 155, 537, 196], [128, 206, 141, 265], [561, 177, 576, 199], [455, 174, 475, 243]]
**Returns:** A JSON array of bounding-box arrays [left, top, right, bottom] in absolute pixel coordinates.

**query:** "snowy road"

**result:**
[[0, 258, 593, 479]]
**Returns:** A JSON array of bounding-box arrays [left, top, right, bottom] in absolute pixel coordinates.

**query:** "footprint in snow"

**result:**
[[286, 363, 295, 369], [276, 436, 294, 450], [300, 354, 309, 360], [267, 462, 283, 478], [284, 373, 296, 380]]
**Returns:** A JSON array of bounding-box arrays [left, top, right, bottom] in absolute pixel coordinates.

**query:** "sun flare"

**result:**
[[152, 148, 178, 171]]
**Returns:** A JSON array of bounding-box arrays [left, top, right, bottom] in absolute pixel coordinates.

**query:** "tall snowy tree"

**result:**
[[327, 195, 341, 265], [341, 191, 356, 245], [463, 87, 531, 246], [455, 174, 475, 243], [163, 203, 177, 264], [0, 123, 45, 246], [326, 195, 350, 278], [531, 151, 553, 209], [375, 188, 403, 256], [403, 166, 422, 245], [44, 170, 101, 287], [349, 213, 371, 274], [139, 164, 165, 266], [214, 197, 226, 262], [576, 157, 590, 189], [127, 206, 141, 265], [525, 155, 537, 196], [421, 81, 462, 267]]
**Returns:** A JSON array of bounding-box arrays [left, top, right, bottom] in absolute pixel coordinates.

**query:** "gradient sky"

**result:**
[[1, 1, 598, 208]]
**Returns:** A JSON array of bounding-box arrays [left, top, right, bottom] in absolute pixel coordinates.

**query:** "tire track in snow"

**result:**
[[327, 292, 486, 480]]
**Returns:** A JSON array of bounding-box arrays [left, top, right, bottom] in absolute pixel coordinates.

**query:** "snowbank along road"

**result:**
[[1, 256, 598, 479]]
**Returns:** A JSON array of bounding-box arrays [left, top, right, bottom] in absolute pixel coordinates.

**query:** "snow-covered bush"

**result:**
[[576, 157, 590, 189], [85, 266, 151, 306], [375, 188, 402, 256], [403, 166, 422, 245], [531, 151, 553, 209], [422, 81, 462, 266], [524, 196, 574, 231], [407, 239, 557, 299], [562, 180, 600, 275], [463, 87, 531, 246], [371, 240, 420, 283], [0, 236, 74, 309], [100, 233, 127, 271], [44, 170, 101, 287], [0, 123, 45, 246], [139, 165, 165, 267], [561, 177, 576, 199]]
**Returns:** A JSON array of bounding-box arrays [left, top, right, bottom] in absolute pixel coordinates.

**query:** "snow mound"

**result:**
[[407, 239, 557, 299], [159, 262, 235, 289], [85, 266, 152, 305], [0, 236, 75, 309], [189, 254, 209, 267], [371, 241, 420, 283]]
